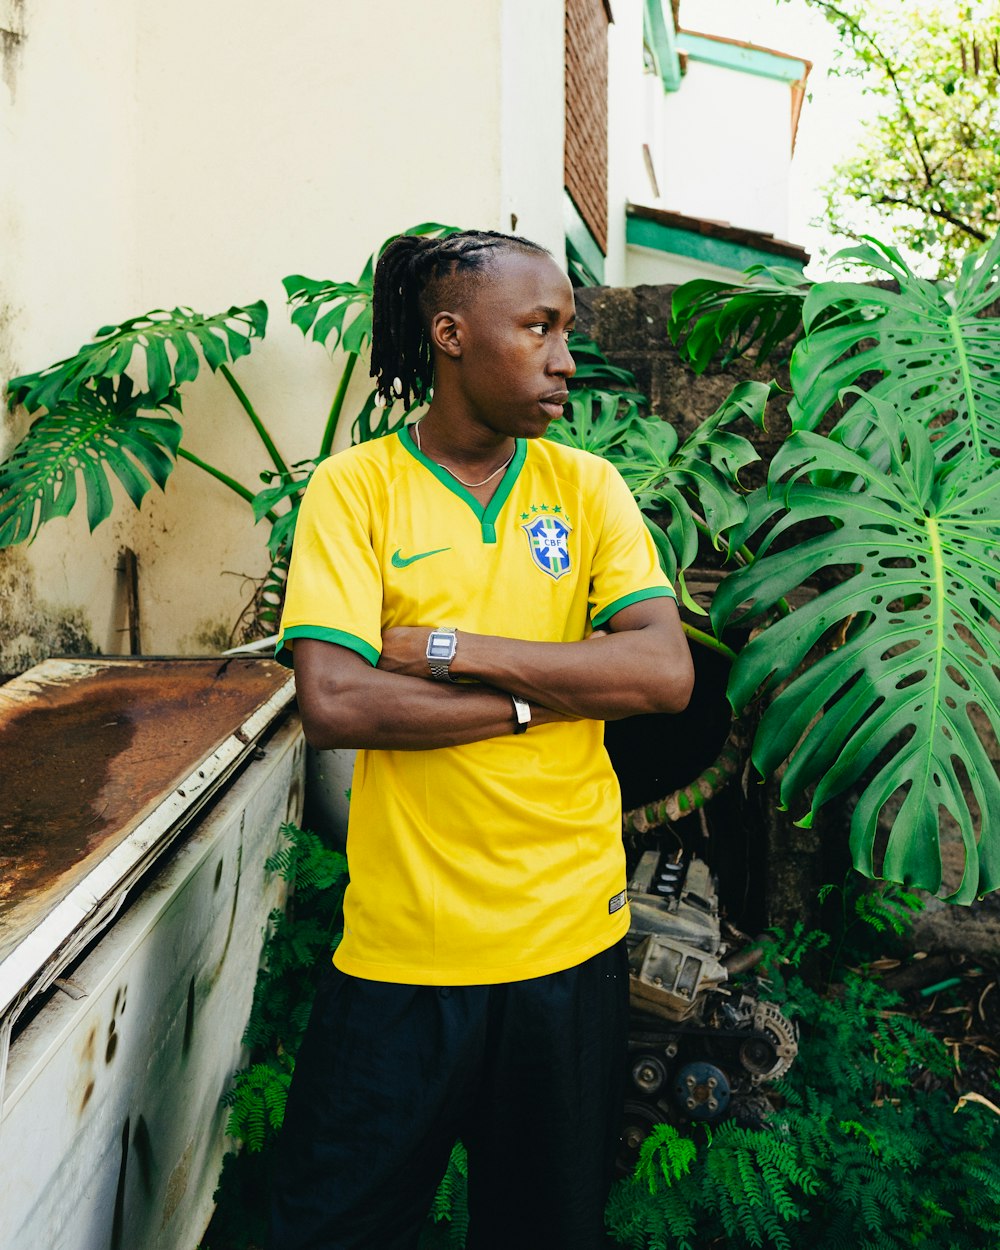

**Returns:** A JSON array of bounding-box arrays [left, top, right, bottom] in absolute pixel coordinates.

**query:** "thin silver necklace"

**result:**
[[413, 419, 515, 489]]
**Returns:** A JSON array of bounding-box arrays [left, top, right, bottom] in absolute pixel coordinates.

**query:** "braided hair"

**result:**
[[370, 229, 550, 408]]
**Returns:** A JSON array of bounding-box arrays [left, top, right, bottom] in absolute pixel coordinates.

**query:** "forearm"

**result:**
[[451, 628, 686, 720], [295, 650, 564, 750]]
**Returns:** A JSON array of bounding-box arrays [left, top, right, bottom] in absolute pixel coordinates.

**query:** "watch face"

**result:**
[[428, 634, 455, 659]]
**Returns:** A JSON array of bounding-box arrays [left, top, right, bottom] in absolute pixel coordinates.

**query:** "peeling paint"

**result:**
[[0, 547, 95, 676]]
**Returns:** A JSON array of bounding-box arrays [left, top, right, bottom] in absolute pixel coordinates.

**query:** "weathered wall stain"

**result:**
[[0, 0, 25, 100], [0, 547, 95, 676]]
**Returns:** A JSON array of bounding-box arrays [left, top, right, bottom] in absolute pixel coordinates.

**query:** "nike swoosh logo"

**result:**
[[391, 546, 451, 568]]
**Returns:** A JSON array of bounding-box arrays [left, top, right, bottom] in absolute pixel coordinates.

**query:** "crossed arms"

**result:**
[[293, 597, 694, 752]]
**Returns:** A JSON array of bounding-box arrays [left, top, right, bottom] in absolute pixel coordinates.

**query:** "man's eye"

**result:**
[[528, 323, 548, 335]]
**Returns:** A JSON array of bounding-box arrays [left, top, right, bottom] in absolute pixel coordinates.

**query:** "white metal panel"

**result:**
[[0, 715, 305, 1250]]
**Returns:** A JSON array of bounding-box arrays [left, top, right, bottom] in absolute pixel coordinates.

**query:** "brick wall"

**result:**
[[565, 0, 609, 254]]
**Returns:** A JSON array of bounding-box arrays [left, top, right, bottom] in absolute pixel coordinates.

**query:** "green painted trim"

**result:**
[[626, 214, 807, 274], [677, 32, 808, 83], [563, 190, 605, 284], [592, 585, 676, 629], [277, 626, 380, 668], [644, 0, 682, 92], [399, 425, 526, 544], [482, 437, 527, 542], [567, 248, 600, 289]]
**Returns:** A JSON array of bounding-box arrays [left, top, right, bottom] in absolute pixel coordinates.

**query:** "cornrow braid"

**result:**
[[370, 229, 549, 409]]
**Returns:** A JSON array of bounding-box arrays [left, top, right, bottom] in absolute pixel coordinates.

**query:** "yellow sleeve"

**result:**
[[276, 454, 384, 667], [589, 459, 675, 629]]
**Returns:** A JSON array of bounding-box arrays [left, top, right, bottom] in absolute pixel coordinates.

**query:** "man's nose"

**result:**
[[550, 336, 576, 378]]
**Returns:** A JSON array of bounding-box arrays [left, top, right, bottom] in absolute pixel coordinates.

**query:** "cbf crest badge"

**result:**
[[522, 513, 572, 580]]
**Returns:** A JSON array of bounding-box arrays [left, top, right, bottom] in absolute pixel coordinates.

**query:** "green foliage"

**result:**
[[0, 225, 456, 649], [713, 395, 1000, 901], [567, 329, 647, 396], [790, 0, 1000, 276], [205, 822, 347, 1248], [221, 1061, 292, 1151], [284, 221, 460, 355], [419, 1142, 470, 1250], [668, 264, 811, 375], [236, 824, 347, 1062], [665, 225, 1000, 900], [547, 378, 768, 602], [0, 376, 182, 545], [633, 1123, 697, 1193], [606, 899, 1000, 1249], [790, 233, 1000, 471], [8, 301, 268, 412], [818, 876, 927, 947]]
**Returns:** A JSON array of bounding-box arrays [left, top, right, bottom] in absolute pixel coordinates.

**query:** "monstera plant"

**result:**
[[661, 232, 1000, 903], [0, 223, 460, 636]]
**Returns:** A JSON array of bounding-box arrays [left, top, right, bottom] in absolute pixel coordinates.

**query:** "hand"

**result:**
[[377, 626, 433, 679]]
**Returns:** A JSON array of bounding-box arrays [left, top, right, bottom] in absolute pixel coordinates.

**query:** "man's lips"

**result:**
[[539, 391, 569, 416]]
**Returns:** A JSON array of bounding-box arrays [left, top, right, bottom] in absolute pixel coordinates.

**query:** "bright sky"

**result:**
[[680, 0, 882, 279]]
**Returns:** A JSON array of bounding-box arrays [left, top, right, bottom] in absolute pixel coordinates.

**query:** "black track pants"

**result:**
[[269, 940, 629, 1250]]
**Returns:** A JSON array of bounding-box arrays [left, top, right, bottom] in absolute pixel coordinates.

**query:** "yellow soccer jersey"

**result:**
[[278, 424, 675, 985]]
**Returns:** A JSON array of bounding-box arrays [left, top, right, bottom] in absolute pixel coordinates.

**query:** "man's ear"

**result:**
[[430, 310, 464, 359]]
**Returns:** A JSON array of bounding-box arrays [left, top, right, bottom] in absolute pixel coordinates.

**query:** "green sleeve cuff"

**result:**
[[591, 585, 676, 629], [276, 626, 380, 669]]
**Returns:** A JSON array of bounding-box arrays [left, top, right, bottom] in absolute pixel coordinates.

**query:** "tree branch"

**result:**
[[807, 0, 937, 190], [874, 194, 989, 242]]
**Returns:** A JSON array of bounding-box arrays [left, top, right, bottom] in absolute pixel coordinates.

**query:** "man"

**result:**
[[271, 230, 694, 1249]]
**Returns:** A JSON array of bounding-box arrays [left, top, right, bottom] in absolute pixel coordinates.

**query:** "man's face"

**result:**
[[449, 250, 577, 439]]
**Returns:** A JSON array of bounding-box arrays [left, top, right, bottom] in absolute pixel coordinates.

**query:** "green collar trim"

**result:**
[[399, 424, 527, 544]]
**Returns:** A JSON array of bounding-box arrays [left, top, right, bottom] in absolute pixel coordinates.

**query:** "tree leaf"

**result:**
[[7, 303, 267, 412], [711, 399, 1000, 901], [0, 377, 182, 546]]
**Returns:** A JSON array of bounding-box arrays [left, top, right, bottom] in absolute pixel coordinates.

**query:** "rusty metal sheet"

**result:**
[[0, 657, 294, 983]]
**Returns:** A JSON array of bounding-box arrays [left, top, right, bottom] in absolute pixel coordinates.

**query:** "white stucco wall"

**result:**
[[625, 243, 752, 286], [605, 0, 646, 286], [2, 0, 568, 661], [653, 58, 794, 238]]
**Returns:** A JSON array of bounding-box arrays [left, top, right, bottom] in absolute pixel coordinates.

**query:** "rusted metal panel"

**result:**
[[0, 714, 305, 1250], [0, 657, 294, 1029]]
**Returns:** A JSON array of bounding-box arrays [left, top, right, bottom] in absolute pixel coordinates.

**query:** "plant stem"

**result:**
[[689, 513, 794, 618], [177, 447, 278, 523], [220, 363, 288, 475], [320, 354, 358, 458], [683, 623, 738, 663]]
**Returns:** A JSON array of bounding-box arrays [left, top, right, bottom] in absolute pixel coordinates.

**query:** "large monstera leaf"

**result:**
[[711, 399, 1000, 902], [7, 303, 267, 412], [668, 264, 812, 374], [547, 382, 766, 594], [790, 233, 1000, 472], [0, 376, 182, 545], [283, 222, 460, 355]]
